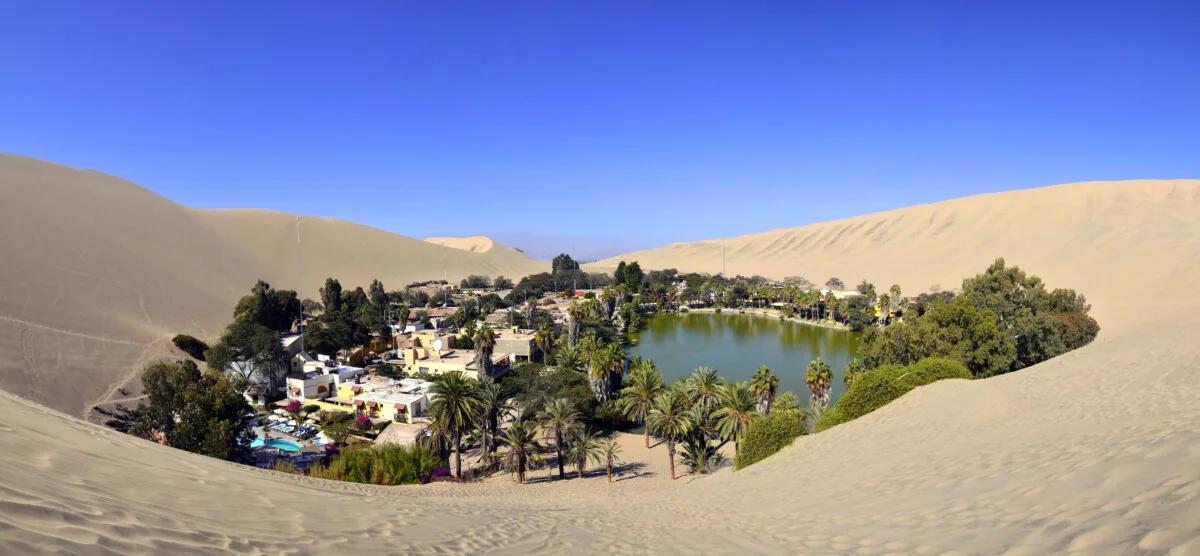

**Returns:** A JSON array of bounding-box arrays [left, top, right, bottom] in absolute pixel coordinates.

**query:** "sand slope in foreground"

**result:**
[[1, 169, 1198, 553], [0, 154, 544, 414]]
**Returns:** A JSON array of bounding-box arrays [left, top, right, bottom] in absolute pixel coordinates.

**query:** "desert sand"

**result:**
[[425, 235, 498, 253], [0, 154, 545, 415], [1, 163, 1198, 553]]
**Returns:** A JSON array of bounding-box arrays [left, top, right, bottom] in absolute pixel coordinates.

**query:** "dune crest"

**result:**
[[1, 161, 1198, 553], [424, 235, 497, 253]]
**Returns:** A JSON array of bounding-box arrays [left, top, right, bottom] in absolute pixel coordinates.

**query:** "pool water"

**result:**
[[251, 438, 302, 452]]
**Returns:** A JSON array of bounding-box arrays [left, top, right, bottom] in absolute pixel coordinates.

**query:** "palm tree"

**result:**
[[889, 284, 903, 320], [475, 376, 513, 467], [538, 398, 580, 480], [680, 435, 723, 475], [619, 360, 665, 448], [714, 381, 757, 452], [473, 326, 497, 379], [554, 343, 583, 373], [566, 429, 603, 479], [428, 371, 484, 479], [805, 357, 833, 410], [647, 388, 692, 480], [600, 439, 622, 483], [878, 293, 891, 324], [586, 342, 626, 403], [534, 324, 555, 361], [499, 420, 542, 483], [749, 365, 779, 414], [685, 366, 724, 409]]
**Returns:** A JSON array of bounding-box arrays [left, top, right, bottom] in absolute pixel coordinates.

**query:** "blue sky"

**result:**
[[2, 1, 1197, 260]]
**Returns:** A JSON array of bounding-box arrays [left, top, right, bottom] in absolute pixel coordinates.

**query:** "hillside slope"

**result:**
[[589, 179, 1200, 332], [0, 177, 1198, 553], [0, 154, 544, 414]]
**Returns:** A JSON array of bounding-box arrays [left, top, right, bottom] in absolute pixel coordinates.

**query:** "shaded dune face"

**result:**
[[0, 154, 545, 415], [1, 158, 1198, 554]]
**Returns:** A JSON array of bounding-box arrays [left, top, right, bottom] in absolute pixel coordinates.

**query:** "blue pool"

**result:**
[[251, 438, 302, 452]]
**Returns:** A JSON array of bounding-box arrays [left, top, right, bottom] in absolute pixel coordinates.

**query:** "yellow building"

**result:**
[[351, 379, 433, 424]]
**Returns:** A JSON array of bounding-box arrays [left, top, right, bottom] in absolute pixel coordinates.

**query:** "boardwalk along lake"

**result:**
[[628, 311, 862, 405]]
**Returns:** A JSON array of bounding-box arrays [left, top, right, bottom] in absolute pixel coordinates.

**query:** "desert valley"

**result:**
[[1, 154, 1197, 553]]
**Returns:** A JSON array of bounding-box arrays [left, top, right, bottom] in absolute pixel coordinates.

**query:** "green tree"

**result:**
[[473, 326, 497, 379], [566, 428, 603, 479], [805, 357, 833, 410], [685, 366, 724, 410], [600, 439, 622, 483], [619, 359, 666, 448], [647, 388, 692, 480], [714, 381, 757, 451], [749, 365, 779, 414], [128, 360, 253, 462], [539, 398, 580, 480], [500, 420, 541, 483], [552, 253, 581, 274], [428, 371, 484, 478], [735, 410, 807, 469], [476, 376, 512, 466], [320, 278, 344, 315]]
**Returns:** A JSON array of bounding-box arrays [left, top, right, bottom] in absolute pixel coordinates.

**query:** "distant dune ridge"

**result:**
[[1, 155, 1198, 553], [0, 154, 544, 414]]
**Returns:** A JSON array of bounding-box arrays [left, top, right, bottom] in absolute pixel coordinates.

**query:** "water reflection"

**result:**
[[628, 312, 861, 405]]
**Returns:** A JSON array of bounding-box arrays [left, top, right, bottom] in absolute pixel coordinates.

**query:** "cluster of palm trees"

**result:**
[[619, 360, 780, 479], [425, 370, 623, 483]]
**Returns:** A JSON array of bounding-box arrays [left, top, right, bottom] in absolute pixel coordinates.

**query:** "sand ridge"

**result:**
[[1, 159, 1198, 553]]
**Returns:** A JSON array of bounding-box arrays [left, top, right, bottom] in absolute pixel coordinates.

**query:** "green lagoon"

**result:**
[[628, 312, 862, 405]]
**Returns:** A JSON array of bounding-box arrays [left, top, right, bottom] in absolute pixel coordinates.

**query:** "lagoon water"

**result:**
[[628, 312, 861, 406]]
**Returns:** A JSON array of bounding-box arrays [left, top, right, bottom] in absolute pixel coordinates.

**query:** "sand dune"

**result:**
[[425, 235, 497, 253], [0, 154, 545, 414], [590, 179, 1200, 333], [1, 168, 1198, 553]]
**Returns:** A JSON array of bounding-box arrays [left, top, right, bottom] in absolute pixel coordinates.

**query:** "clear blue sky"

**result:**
[[2, 2, 1197, 259]]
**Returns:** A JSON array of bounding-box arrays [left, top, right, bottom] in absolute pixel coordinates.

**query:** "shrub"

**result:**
[[171, 334, 209, 361], [816, 357, 970, 431], [308, 444, 442, 485], [735, 410, 807, 469]]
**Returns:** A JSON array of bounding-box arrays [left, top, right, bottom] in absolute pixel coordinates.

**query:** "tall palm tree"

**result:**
[[685, 366, 724, 409], [714, 381, 757, 452], [749, 365, 779, 414], [472, 326, 497, 378], [475, 376, 513, 467], [566, 428, 603, 479], [586, 342, 625, 403], [805, 357, 833, 410], [600, 439, 622, 483], [428, 371, 484, 479], [538, 398, 580, 480], [499, 420, 541, 484], [533, 324, 555, 361], [889, 284, 903, 320], [878, 293, 891, 324], [619, 360, 665, 447], [647, 388, 692, 480]]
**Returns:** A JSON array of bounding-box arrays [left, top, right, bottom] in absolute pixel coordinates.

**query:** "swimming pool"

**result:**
[[251, 438, 302, 452]]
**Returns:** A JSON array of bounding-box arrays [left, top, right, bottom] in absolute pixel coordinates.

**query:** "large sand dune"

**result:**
[[1, 168, 1198, 553], [0, 154, 545, 414]]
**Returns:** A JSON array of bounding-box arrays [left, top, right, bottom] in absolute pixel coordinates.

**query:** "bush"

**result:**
[[171, 334, 209, 361], [816, 357, 970, 431], [735, 410, 807, 469], [308, 444, 442, 485]]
